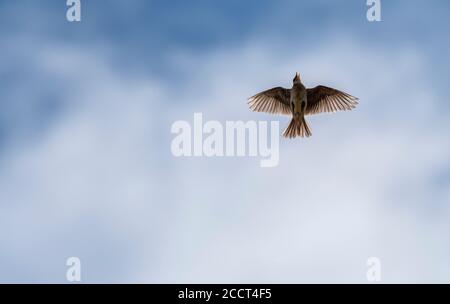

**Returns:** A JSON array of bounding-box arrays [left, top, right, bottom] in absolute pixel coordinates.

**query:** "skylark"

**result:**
[[248, 73, 359, 138]]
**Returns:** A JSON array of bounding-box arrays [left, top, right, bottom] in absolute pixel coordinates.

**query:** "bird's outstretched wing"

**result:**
[[248, 87, 291, 115], [306, 86, 358, 115]]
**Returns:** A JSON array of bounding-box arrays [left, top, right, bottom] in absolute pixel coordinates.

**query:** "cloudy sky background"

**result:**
[[1, 0, 450, 283]]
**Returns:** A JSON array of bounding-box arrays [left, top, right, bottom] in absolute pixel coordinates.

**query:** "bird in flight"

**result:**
[[248, 73, 359, 138]]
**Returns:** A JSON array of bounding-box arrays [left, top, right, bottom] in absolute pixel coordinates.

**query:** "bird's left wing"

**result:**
[[248, 87, 291, 115], [306, 85, 358, 115]]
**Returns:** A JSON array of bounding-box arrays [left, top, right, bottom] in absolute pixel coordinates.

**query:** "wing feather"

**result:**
[[306, 85, 358, 115], [248, 87, 291, 115]]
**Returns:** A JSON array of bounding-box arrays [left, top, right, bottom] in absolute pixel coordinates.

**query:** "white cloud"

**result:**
[[1, 36, 449, 283]]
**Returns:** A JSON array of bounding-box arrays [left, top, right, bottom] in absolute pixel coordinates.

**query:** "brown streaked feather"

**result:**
[[306, 85, 358, 116], [248, 87, 291, 115]]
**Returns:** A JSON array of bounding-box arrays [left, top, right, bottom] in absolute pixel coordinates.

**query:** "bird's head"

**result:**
[[293, 72, 301, 84]]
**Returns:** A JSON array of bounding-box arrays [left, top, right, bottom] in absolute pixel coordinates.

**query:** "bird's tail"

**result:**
[[283, 116, 312, 138]]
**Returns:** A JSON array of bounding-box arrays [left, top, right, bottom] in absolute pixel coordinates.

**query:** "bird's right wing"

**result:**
[[247, 87, 291, 115], [306, 85, 358, 115]]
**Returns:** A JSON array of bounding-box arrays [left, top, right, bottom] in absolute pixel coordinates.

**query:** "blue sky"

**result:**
[[1, 0, 450, 283]]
